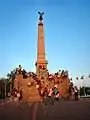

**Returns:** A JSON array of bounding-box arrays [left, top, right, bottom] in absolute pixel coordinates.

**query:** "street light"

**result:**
[[4, 81, 6, 98], [81, 75, 85, 96]]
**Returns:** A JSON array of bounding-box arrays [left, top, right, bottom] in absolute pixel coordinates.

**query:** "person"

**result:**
[[47, 87, 54, 105], [48, 88, 53, 98], [36, 84, 39, 89], [19, 90, 22, 101], [53, 87, 58, 96], [18, 65, 22, 74], [55, 91, 60, 102], [44, 87, 48, 98], [17, 91, 20, 102], [12, 88, 17, 102], [74, 86, 78, 100], [14, 91, 18, 101]]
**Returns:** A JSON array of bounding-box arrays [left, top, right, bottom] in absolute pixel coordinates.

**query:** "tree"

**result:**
[[0, 78, 7, 99], [7, 69, 16, 92], [7, 70, 16, 82], [80, 87, 85, 96], [85, 87, 90, 95]]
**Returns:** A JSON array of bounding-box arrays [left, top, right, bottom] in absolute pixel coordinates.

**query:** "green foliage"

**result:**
[[80, 87, 90, 96], [85, 87, 90, 95], [0, 68, 17, 99], [0, 79, 7, 99]]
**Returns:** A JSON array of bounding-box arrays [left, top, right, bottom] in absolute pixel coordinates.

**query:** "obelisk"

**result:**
[[35, 12, 48, 81]]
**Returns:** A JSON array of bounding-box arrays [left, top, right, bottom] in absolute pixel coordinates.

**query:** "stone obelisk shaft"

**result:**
[[37, 21, 45, 61], [36, 20, 48, 80]]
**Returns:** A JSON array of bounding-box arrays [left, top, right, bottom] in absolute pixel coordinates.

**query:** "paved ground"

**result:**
[[0, 98, 10, 103], [0, 99, 90, 120]]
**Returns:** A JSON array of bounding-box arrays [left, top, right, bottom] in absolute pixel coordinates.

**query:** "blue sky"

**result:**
[[0, 0, 90, 86]]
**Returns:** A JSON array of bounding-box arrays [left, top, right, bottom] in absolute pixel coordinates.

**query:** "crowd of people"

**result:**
[[38, 84, 60, 101], [11, 88, 22, 102], [35, 78, 79, 102], [69, 83, 78, 100], [10, 65, 78, 102], [11, 82, 78, 103]]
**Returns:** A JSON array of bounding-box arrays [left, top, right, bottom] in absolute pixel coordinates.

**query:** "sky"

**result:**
[[0, 0, 90, 87]]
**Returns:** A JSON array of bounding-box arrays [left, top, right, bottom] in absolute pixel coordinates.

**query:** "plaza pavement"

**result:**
[[0, 99, 90, 120]]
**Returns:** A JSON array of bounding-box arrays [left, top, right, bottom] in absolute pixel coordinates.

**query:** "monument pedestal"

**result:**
[[14, 74, 23, 90], [22, 86, 42, 102]]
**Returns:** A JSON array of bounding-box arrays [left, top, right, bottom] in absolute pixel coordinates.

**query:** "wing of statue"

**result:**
[[38, 11, 41, 15], [42, 12, 44, 15]]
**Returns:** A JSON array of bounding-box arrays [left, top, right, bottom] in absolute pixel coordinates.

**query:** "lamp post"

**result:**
[[4, 80, 6, 98], [81, 76, 85, 96]]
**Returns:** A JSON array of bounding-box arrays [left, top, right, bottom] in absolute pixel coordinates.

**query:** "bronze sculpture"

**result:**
[[38, 11, 44, 21]]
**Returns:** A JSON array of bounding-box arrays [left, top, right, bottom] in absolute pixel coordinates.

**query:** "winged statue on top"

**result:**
[[38, 11, 44, 21]]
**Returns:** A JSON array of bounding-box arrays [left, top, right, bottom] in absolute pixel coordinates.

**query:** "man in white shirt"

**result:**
[[74, 86, 78, 100]]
